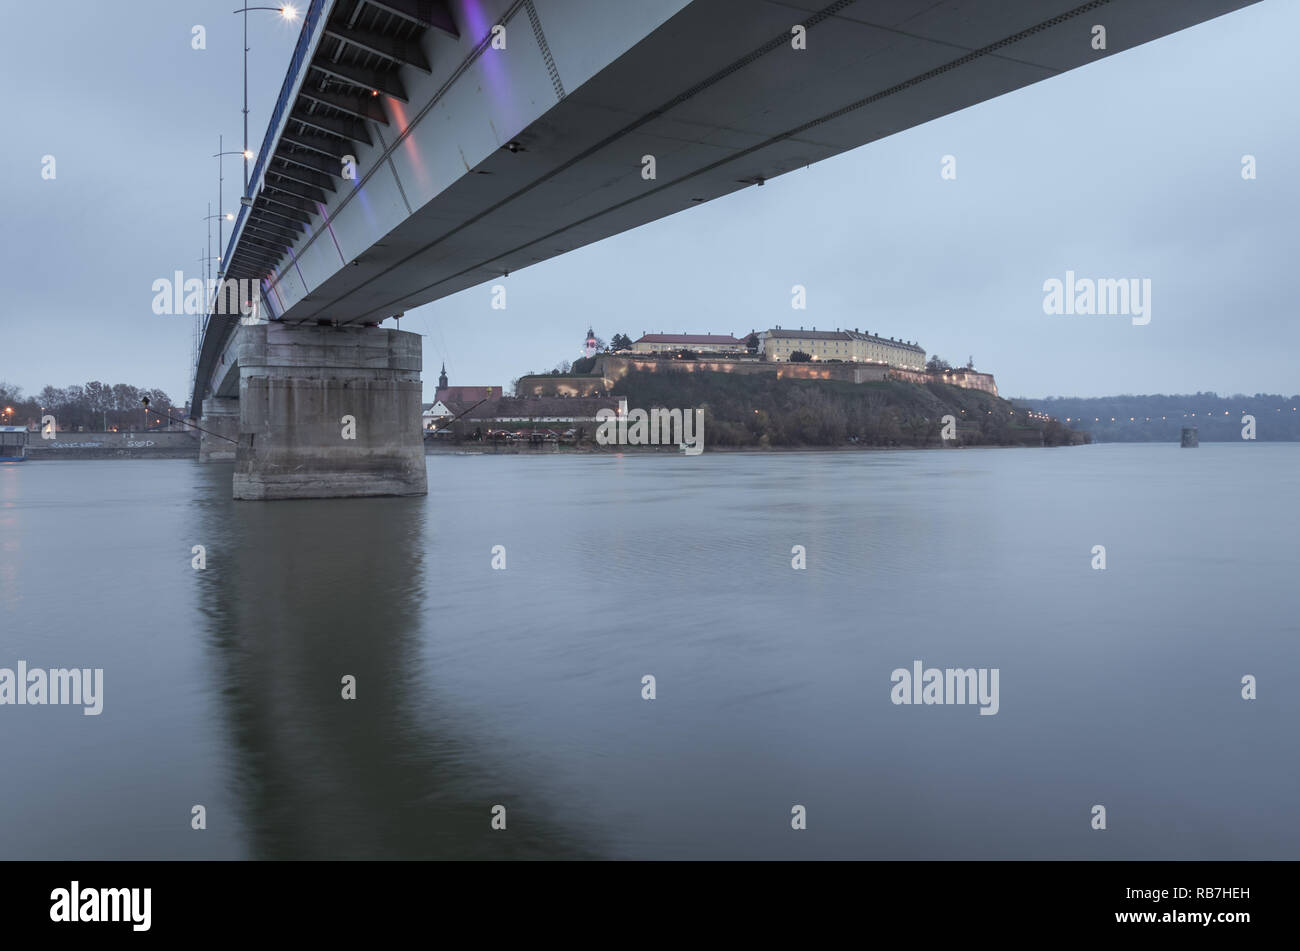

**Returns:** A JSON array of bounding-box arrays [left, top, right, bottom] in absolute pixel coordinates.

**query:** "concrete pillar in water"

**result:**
[[199, 397, 240, 462], [232, 322, 426, 500], [1181, 426, 1199, 448]]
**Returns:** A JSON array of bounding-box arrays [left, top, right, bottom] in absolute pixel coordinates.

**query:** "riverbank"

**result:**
[[425, 440, 1085, 455], [21, 431, 198, 460]]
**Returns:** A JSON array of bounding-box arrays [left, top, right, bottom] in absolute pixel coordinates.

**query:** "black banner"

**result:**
[[5, 860, 1282, 938]]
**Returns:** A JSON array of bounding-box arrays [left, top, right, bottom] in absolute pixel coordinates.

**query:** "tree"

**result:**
[[0, 381, 176, 432], [789, 350, 812, 362], [145, 388, 174, 410], [111, 383, 139, 411], [610, 333, 633, 351], [83, 381, 109, 417], [38, 385, 65, 409], [926, 355, 951, 372], [966, 356, 975, 370]]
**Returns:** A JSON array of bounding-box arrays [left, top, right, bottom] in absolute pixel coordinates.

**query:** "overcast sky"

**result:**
[[3, 0, 1296, 403]]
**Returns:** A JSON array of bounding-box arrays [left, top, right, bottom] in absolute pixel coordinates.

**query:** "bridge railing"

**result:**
[[220, 0, 329, 275], [193, 0, 328, 414]]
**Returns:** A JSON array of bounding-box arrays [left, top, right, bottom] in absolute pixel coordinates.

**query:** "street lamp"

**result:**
[[233, 5, 299, 196], [200, 200, 233, 334], [203, 208, 236, 268], [213, 136, 252, 275]]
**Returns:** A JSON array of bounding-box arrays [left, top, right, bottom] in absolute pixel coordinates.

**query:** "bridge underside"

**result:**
[[258, 0, 1257, 329], [195, 0, 1258, 498]]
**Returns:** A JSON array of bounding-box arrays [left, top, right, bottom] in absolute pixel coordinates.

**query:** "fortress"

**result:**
[[594, 354, 997, 396], [630, 329, 925, 370], [514, 327, 997, 398]]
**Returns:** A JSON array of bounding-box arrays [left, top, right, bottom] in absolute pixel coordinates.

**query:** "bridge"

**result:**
[[191, 0, 1259, 498]]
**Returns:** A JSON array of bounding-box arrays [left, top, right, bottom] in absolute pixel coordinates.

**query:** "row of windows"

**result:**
[[766, 341, 920, 361]]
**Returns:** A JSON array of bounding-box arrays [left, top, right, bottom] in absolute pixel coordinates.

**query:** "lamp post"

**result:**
[[204, 206, 235, 283], [203, 207, 235, 288], [199, 199, 230, 340], [213, 136, 253, 277], [233, 5, 299, 196]]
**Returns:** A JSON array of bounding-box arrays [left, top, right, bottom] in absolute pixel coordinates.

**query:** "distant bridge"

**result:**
[[190, 0, 1260, 498]]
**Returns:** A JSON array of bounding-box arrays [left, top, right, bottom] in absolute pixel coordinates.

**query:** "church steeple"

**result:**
[[438, 363, 448, 390]]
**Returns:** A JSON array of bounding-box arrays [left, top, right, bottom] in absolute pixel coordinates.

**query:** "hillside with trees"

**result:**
[[612, 370, 1082, 448], [1011, 393, 1300, 442]]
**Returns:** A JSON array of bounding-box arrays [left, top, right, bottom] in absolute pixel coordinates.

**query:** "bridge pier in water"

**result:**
[[198, 398, 239, 463], [232, 323, 426, 501]]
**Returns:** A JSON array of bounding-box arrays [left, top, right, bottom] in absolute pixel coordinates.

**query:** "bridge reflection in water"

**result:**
[[191, 464, 596, 859]]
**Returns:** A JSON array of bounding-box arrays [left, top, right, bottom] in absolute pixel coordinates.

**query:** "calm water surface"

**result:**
[[1, 444, 1296, 859]]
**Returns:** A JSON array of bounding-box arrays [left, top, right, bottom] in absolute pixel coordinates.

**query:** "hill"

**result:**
[[611, 370, 1083, 448], [1010, 393, 1300, 442]]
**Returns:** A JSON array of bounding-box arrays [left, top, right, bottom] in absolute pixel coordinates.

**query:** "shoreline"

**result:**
[[425, 441, 1074, 456], [9, 441, 1284, 463]]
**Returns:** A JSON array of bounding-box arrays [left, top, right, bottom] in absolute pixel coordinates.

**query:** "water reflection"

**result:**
[[0, 465, 20, 610], [191, 465, 596, 859]]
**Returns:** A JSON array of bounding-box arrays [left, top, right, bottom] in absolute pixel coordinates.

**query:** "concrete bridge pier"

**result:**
[[198, 397, 240, 462], [232, 322, 426, 501]]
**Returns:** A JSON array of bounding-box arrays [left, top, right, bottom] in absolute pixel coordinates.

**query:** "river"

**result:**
[[1, 444, 1296, 859]]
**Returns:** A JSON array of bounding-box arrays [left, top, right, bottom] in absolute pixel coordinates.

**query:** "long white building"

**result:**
[[759, 328, 925, 370]]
